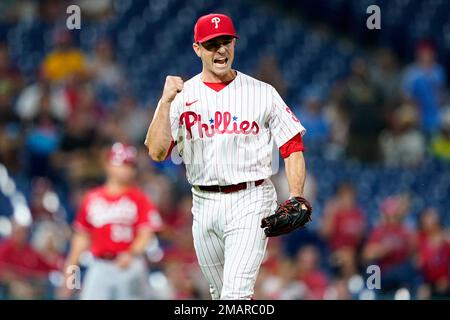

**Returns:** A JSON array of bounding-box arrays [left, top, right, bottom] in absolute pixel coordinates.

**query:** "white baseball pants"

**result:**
[[80, 257, 151, 300], [191, 179, 277, 300]]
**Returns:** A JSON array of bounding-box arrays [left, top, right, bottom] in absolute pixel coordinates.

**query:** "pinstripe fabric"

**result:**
[[191, 179, 277, 300]]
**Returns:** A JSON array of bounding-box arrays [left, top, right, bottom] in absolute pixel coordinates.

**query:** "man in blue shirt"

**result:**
[[402, 40, 446, 135]]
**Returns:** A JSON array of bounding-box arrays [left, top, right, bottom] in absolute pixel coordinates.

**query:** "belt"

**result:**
[[95, 252, 118, 260], [195, 179, 264, 193]]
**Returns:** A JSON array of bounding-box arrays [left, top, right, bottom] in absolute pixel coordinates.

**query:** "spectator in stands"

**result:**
[[0, 220, 56, 299], [430, 107, 450, 162], [295, 245, 329, 299], [0, 66, 22, 173], [298, 91, 330, 153], [15, 78, 70, 122], [0, 87, 19, 127], [114, 95, 151, 145], [31, 220, 68, 271], [379, 102, 426, 167], [256, 259, 307, 300], [0, 43, 23, 98], [76, 0, 114, 21], [362, 196, 418, 296], [0, 123, 22, 174], [0, 75, 21, 134], [53, 137, 104, 189], [402, 40, 446, 135], [370, 48, 400, 104], [88, 38, 125, 107], [41, 29, 87, 84], [29, 177, 61, 221], [416, 207, 450, 299], [57, 109, 97, 154], [0, 44, 22, 138], [25, 110, 60, 179], [323, 83, 349, 160], [38, 0, 67, 23], [52, 83, 106, 186], [320, 182, 366, 278], [254, 54, 287, 99], [325, 278, 352, 300], [342, 57, 385, 163], [163, 261, 203, 299]]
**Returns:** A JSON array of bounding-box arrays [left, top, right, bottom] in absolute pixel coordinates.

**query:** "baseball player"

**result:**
[[145, 13, 310, 300], [60, 142, 162, 299]]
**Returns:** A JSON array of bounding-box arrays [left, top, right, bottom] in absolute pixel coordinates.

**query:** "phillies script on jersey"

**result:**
[[180, 110, 260, 139]]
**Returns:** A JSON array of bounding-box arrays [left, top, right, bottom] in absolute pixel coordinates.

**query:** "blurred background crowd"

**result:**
[[0, 0, 449, 300]]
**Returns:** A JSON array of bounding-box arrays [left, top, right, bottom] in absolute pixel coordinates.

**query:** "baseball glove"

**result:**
[[261, 196, 312, 237]]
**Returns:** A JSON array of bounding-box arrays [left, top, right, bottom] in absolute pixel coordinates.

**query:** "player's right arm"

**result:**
[[64, 230, 91, 269], [58, 193, 93, 299], [58, 230, 91, 299], [145, 76, 183, 161]]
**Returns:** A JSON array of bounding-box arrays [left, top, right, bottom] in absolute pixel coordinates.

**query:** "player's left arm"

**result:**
[[284, 150, 306, 197], [268, 86, 307, 197]]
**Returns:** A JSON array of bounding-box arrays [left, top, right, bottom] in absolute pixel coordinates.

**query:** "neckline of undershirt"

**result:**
[[202, 79, 234, 92], [201, 71, 238, 92]]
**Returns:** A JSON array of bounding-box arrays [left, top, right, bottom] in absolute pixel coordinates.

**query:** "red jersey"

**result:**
[[328, 207, 365, 250], [367, 224, 413, 270], [417, 232, 450, 284], [74, 186, 162, 258]]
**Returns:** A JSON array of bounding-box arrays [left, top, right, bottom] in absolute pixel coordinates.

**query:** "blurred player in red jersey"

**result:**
[[60, 142, 162, 299]]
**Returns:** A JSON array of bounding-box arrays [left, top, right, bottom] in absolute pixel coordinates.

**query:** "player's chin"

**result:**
[[212, 64, 231, 76]]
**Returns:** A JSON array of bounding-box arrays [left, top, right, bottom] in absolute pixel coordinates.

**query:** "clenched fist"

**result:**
[[161, 76, 184, 104]]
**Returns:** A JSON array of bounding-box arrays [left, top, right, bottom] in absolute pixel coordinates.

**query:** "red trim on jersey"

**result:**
[[279, 133, 304, 158], [203, 80, 233, 92], [165, 140, 176, 160]]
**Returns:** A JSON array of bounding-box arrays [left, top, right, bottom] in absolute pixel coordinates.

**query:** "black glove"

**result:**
[[261, 196, 312, 237]]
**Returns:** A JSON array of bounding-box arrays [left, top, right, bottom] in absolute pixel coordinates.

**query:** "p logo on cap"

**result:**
[[211, 16, 221, 29], [107, 142, 137, 166], [194, 13, 239, 43]]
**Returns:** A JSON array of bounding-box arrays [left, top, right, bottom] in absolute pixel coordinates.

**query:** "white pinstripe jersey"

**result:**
[[169, 71, 306, 186]]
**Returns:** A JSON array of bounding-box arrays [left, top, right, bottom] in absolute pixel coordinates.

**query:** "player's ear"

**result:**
[[192, 42, 201, 58]]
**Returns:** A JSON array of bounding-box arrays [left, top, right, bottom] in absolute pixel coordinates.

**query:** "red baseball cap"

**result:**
[[194, 13, 239, 43], [107, 142, 137, 166]]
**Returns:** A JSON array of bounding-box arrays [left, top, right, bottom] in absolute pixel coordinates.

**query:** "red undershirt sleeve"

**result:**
[[164, 140, 176, 160], [279, 133, 305, 158]]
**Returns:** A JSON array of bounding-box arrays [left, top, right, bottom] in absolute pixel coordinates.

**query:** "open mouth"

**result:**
[[214, 57, 228, 66]]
